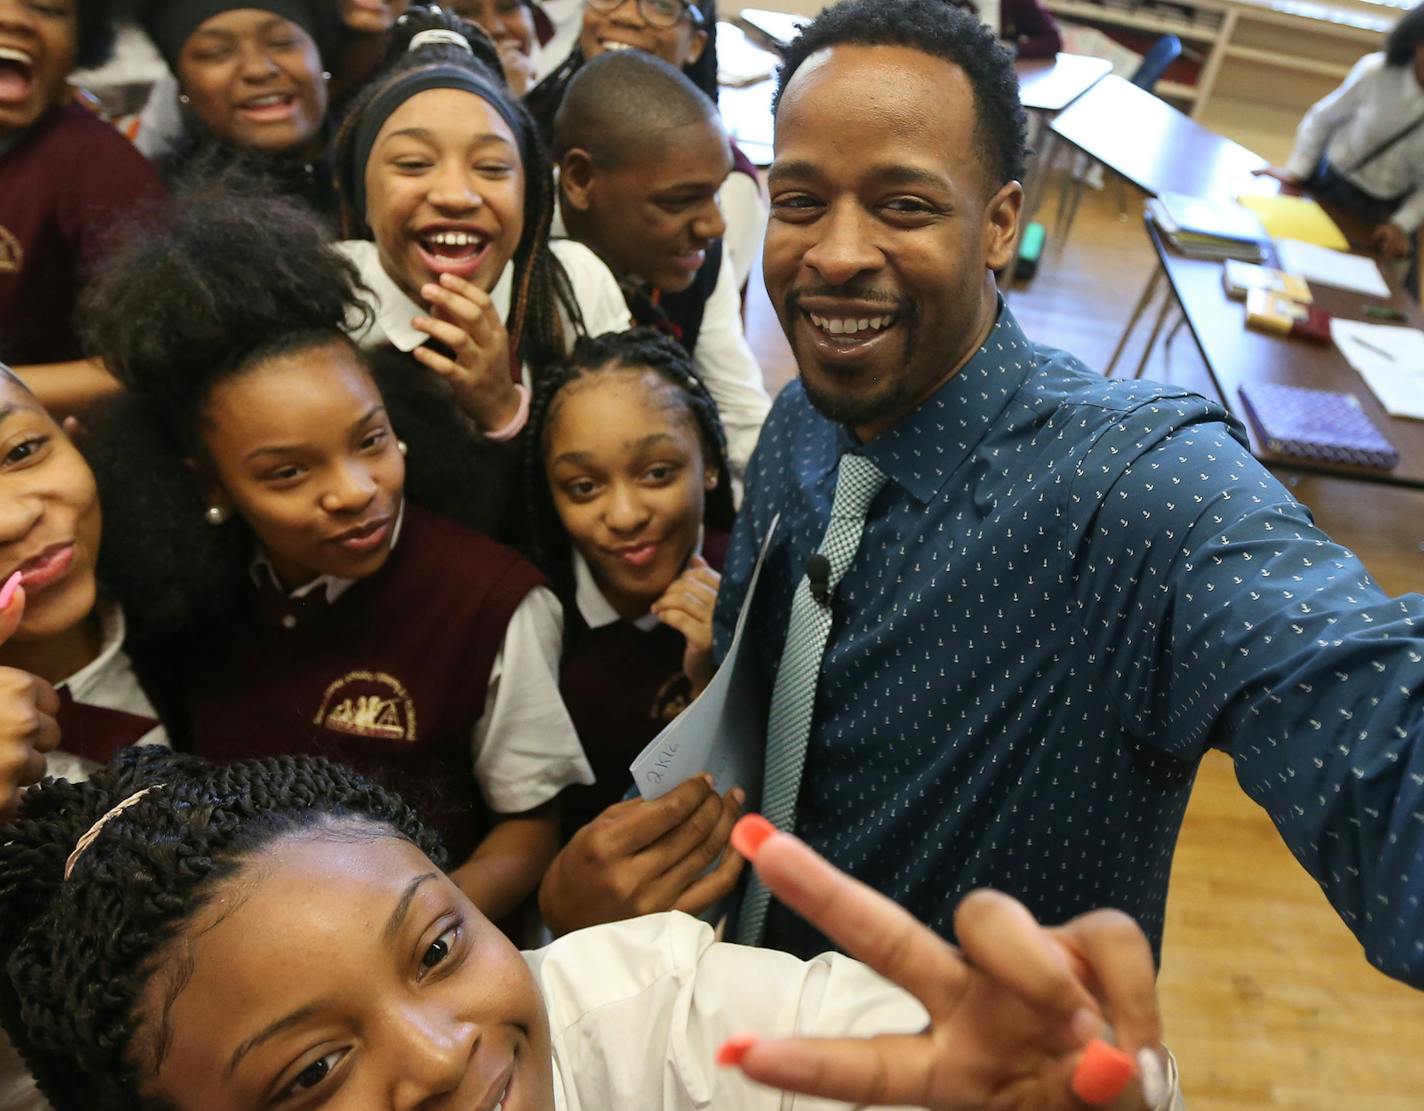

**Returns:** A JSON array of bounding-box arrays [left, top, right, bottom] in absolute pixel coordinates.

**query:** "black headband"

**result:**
[[344, 63, 527, 219], [144, 0, 323, 73]]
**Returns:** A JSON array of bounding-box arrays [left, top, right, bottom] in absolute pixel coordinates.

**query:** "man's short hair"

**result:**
[[775, 0, 1027, 187], [552, 50, 720, 168]]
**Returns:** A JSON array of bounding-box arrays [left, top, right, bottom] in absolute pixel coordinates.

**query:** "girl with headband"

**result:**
[[332, 6, 630, 445], [0, 746, 1182, 1111], [134, 0, 339, 220]]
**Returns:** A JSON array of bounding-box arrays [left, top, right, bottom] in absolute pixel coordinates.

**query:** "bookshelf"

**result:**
[[1046, 0, 1392, 132]]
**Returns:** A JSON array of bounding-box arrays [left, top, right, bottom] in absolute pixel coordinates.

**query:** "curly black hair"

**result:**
[[519, 327, 734, 640], [76, 179, 512, 656], [0, 747, 443, 1111], [1385, 2, 1424, 66], [775, 0, 1027, 186], [333, 5, 585, 385]]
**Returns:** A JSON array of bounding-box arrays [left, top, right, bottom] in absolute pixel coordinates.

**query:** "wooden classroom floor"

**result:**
[[742, 173, 1424, 1110]]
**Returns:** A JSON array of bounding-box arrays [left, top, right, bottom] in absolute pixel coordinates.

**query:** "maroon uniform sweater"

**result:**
[[0, 106, 164, 365], [185, 507, 546, 862], [558, 531, 728, 836]]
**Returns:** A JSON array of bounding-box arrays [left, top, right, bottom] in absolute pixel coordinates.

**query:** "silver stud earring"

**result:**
[[397, 439, 408, 456], [178, 92, 190, 105], [321, 70, 332, 81], [205, 505, 229, 526]]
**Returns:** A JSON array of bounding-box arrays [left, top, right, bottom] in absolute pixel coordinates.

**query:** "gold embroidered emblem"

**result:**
[[0, 226, 21, 274], [314, 670, 417, 741]]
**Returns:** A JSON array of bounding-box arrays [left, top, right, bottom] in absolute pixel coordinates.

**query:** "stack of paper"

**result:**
[[1330, 319, 1424, 420], [1276, 239, 1390, 298], [1149, 192, 1267, 261]]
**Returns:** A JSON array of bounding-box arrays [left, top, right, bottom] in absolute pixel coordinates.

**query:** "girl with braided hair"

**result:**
[[520, 328, 734, 844], [0, 746, 1179, 1111], [80, 183, 592, 929], [331, 5, 630, 447]]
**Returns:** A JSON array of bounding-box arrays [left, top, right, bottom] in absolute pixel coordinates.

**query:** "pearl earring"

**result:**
[[397, 439, 408, 456], [178, 93, 191, 105], [205, 505, 229, 526], [321, 70, 332, 81]]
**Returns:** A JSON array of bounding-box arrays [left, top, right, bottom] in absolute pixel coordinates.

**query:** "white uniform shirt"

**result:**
[[718, 166, 768, 291], [338, 236, 632, 378], [1285, 51, 1424, 233]]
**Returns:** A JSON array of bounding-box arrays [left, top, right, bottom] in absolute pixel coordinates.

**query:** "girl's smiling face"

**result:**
[[140, 829, 555, 1111], [199, 339, 406, 590], [177, 8, 328, 154], [363, 87, 525, 302], [544, 367, 712, 620], [0, 374, 100, 640], [0, 0, 79, 134]]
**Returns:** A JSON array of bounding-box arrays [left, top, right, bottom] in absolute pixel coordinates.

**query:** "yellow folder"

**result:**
[[1236, 194, 1349, 251]]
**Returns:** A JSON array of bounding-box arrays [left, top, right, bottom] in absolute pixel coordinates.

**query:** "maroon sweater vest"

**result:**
[[558, 530, 728, 836], [184, 507, 546, 862], [0, 106, 164, 364]]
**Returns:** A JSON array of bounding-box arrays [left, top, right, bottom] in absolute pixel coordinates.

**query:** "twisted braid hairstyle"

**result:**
[[0, 746, 443, 1111], [519, 327, 734, 635], [332, 5, 585, 382]]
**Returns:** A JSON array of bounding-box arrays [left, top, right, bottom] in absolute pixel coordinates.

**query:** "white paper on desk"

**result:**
[[1330, 319, 1424, 420], [1276, 238, 1390, 298], [630, 515, 777, 806]]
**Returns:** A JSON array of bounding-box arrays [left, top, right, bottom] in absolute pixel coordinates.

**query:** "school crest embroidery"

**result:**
[[0, 226, 21, 274], [314, 671, 418, 741]]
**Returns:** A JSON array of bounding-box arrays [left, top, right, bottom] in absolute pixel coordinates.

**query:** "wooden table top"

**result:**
[[1147, 216, 1424, 488], [1049, 74, 1268, 201]]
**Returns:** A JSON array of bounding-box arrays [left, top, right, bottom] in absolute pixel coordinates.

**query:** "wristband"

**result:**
[[484, 383, 530, 442]]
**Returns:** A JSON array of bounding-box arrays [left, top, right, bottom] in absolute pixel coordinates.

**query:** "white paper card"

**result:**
[[630, 515, 779, 805], [1331, 318, 1424, 420], [1276, 239, 1390, 298]]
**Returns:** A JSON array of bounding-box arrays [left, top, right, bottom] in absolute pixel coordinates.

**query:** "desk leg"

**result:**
[[1132, 281, 1178, 380], [1104, 264, 1164, 377]]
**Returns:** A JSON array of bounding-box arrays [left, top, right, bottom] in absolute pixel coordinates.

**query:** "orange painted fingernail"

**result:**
[[0, 571, 21, 610], [715, 1034, 757, 1066], [730, 813, 777, 860], [1071, 1038, 1134, 1106]]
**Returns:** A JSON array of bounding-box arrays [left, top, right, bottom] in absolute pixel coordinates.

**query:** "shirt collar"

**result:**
[[58, 600, 126, 698], [342, 240, 513, 352], [855, 300, 1035, 505], [250, 502, 406, 604], [572, 528, 704, 631]]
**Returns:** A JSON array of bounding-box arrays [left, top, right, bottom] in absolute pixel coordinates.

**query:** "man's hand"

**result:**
[[650, 555, 721, 695], [0, 583, 62, 823], [539, 774, 746, 935], [411, 272, 522, 432], [721, 817, 1168, 1110]]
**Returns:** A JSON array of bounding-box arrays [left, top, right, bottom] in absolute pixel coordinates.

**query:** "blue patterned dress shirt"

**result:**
[[714, 305, 1424, 984]]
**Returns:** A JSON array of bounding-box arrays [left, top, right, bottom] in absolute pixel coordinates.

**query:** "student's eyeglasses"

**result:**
[[585, 0, 704, 30]]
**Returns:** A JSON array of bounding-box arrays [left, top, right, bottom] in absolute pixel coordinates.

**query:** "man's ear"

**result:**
[[560, 149, 599, 213], [982, 179, 1024, 274]]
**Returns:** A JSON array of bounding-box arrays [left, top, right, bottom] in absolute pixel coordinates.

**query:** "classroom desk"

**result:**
[[1143, 217, 1424, 489], [719, 48, 1113, 168], [1047, 74, 1267, 203]]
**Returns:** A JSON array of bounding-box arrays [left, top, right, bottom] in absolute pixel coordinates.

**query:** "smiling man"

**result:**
[[715, 0, 1424, 988], [551, 50, 770, 478]]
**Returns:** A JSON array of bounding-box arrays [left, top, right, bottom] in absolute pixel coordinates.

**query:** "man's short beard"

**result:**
[[791, 311, 921, 429]]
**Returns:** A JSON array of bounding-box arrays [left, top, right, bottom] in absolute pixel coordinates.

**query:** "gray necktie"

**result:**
[[735, 452, 888, 946]]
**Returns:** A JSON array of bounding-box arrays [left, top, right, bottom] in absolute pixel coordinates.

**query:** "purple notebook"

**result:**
[[1238, 382, 1398, 470]]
